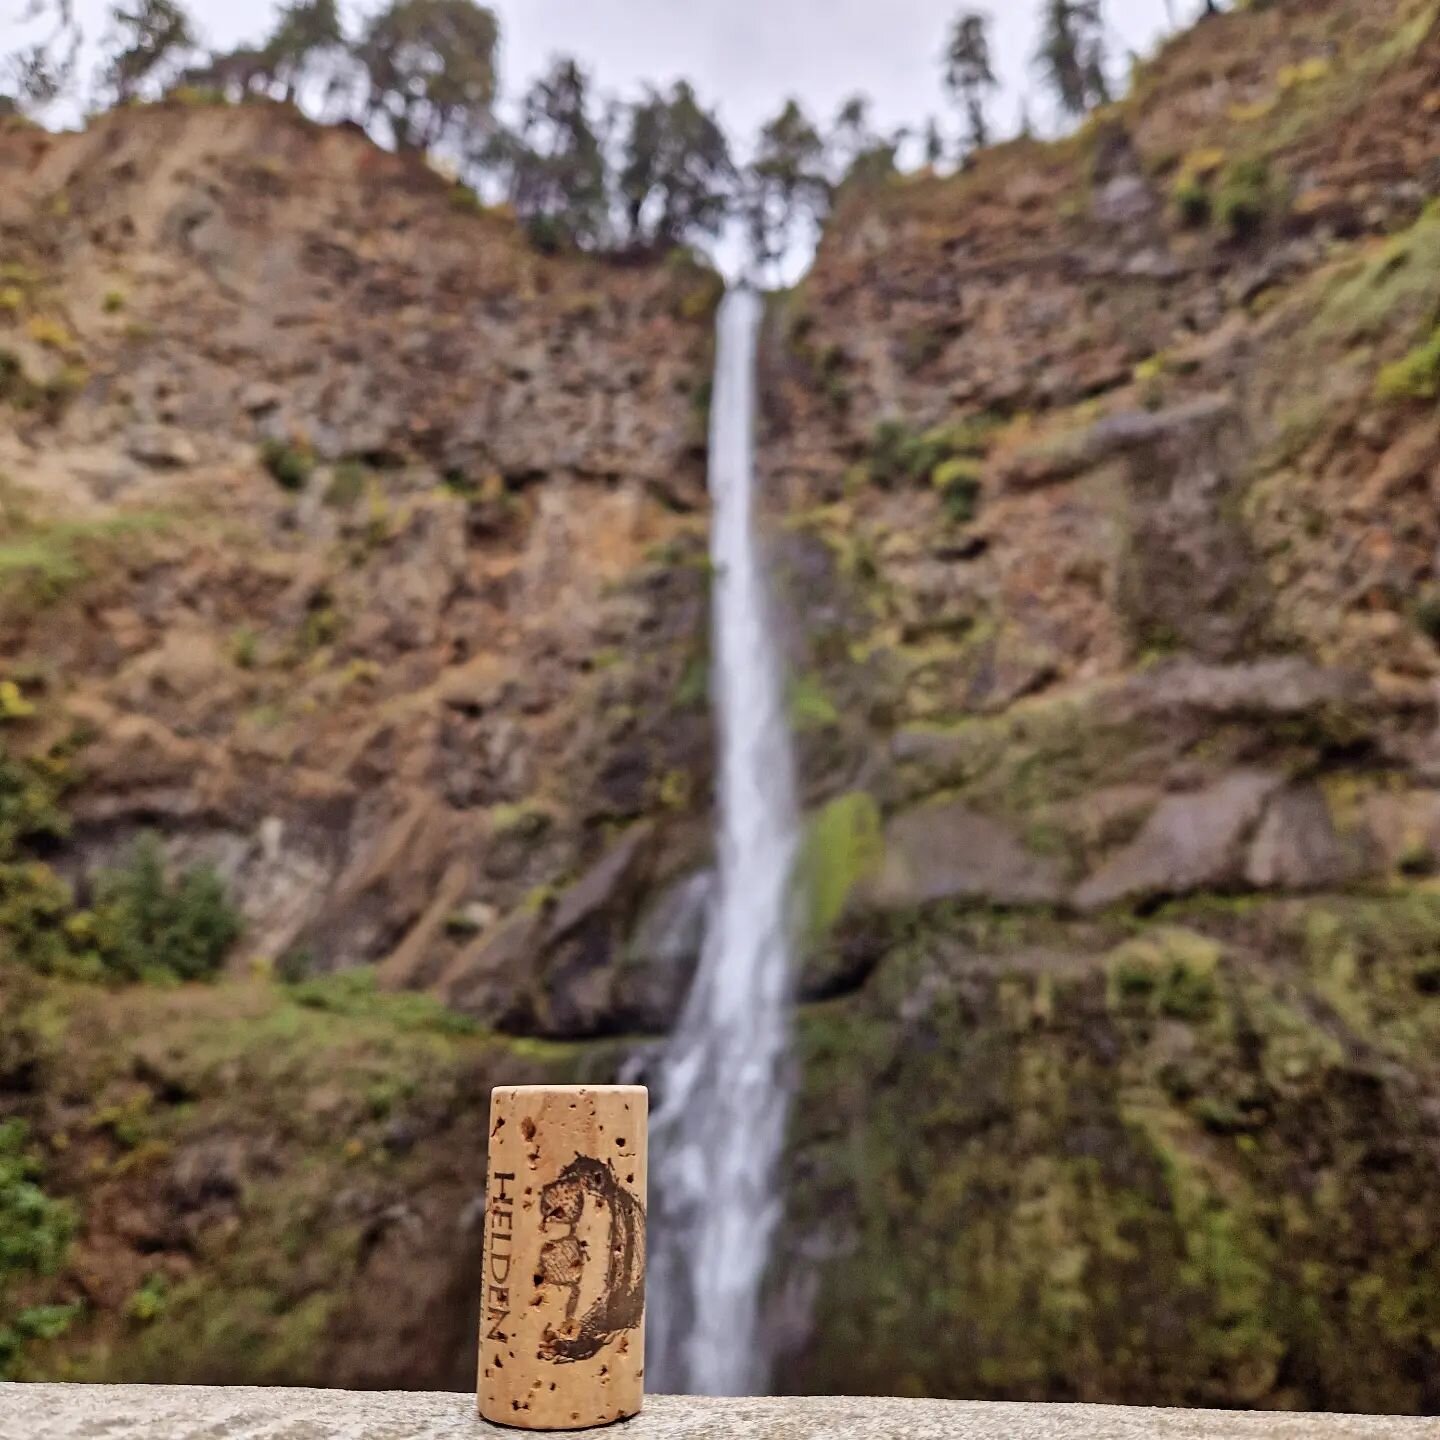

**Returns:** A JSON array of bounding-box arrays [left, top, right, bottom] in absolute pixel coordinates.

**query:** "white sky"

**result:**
[[6, 0, 1201, 145]]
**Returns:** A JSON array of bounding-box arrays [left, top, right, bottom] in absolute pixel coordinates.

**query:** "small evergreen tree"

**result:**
[[944, 10, 998, 151], [356, 0, 498, 152], [618, 81, 734, 249], [101, 0, 197, 103], [488, 57, 610, 250], [262, 0, 344, 102], [923, 117, 945, 167], [828, 94, 872, 177], [743, 98, 829, 275], [91, 834, 242, 982], [3, 37, 76, 113], [1036, 0, 1110, 120]]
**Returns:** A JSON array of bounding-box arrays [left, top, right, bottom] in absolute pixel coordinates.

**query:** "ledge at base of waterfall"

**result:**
[[1, 1387, 1431, 1440]]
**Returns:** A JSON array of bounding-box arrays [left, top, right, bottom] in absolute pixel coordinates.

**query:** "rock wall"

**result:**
[[0, 101, 722, 1034], [760, 0, 1440, 1411]]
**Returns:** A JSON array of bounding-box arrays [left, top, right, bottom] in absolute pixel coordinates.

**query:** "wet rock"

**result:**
[[867, 800, 1067, 909], [545, 823, 654, 945], [439, 909, 540, 1030], [1075, 770, 1283, 912], [1125, 657, 1374, 720], [612, 870, 712, 1031], [1245, 785, 1361, 891]]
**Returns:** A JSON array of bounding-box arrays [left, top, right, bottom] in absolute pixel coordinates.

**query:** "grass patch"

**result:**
[[1375, 326, 1440, 402], [0, 1120, 76, 1378], [0, 512, 169, 610]]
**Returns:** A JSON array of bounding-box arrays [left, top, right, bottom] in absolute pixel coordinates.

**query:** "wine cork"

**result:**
[[479, 1085, 647, 1430]]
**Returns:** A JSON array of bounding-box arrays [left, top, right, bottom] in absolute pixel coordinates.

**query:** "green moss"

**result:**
[[1106, 930, 1220, 1022], [787, 672, 840, 732], [1214, 158, 1276, 238], [260, 440, 314, 493], [674, 653, 708, 709], [799, 792, 884, 941], [932, 457, 983, 524], [284, 968, 479, 1037], [1312, 204, 1440, 347], [1375, 325, 1440, 402], [0, 511, 169, 611], [788, 887, 1440, 1408]]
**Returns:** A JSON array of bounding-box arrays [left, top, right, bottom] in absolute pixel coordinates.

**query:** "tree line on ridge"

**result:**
[[3, 0, 1237, 270]]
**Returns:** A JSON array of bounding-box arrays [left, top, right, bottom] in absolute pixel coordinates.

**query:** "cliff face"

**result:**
[[0, 102, 718, 1384], [764, 0, 1440, 1410], [0, 102, 722, 1033], [4, 0, 1440, 1410]]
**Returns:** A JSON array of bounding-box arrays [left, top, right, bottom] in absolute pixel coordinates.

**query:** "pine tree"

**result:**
[[618, 82, 734, 250], [101, 0, 196, 102], [1036, 0, 1110, 120], [262, 0, 344, 103], [743, 99, 829, 275], [493, 58, 610, 251], [944, 10, 998, 151], [356, 0, 498, 152]]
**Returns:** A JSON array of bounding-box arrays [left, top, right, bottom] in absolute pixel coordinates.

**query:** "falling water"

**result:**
[[647, 287, 801, 1396]]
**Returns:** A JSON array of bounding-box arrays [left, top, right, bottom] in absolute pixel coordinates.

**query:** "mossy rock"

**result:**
[[798, 792, 884, 943]]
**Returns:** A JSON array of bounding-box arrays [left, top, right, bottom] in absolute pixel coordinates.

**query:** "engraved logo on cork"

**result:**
[[535, 1155, 645, 1364]]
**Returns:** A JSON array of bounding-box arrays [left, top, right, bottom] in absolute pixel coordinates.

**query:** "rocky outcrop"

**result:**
[[760, 0, 1440, 1413], [867, 801, 1066, 910], [0, 101, 720, 1006]]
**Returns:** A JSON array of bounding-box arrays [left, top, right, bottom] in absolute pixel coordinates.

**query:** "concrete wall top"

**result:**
[[1, 1386, 1435, 1440]]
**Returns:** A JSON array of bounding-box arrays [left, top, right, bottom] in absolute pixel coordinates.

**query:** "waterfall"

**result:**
[[647, 287, 802, 1396]]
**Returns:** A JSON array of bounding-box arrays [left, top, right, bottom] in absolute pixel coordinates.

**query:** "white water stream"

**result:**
[[647, 288, 802, 1396]]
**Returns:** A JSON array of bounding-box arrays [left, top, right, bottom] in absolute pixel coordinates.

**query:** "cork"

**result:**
[[479, 1085, 648, 1430]]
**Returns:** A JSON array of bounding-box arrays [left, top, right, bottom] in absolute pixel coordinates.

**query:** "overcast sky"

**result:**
[[8, 0, 1200, 145]]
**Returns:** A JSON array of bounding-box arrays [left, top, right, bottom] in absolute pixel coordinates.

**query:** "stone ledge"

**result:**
[[0, 1387, 1432, 1440]]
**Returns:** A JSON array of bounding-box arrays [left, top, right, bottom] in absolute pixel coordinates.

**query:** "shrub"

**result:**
[[230, 627, 259, 670], [89, 834, 243, 983], [1215, 159, 1274, 238], [102, 290, 126, 314], [449, 183, 485, 215], [932, 457, 983, 524], [260, 439, 314, 493], [276, 947, 316, 984], [23, 316, 73, 353], [1174, 177, 1213, 228], [125, 1273, 168, 1325], [0, 1119, 76, 1378], [0, 681, 35, 722], [1375, 327, 1440, 403]]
